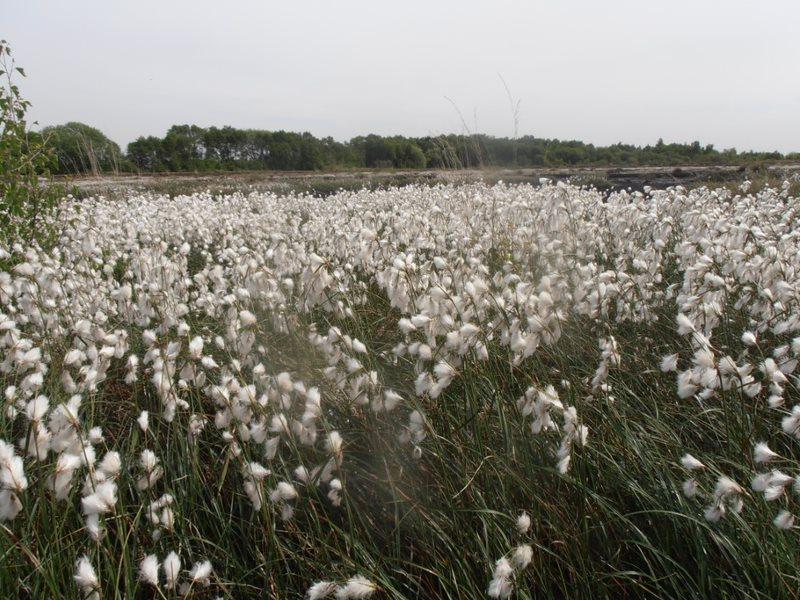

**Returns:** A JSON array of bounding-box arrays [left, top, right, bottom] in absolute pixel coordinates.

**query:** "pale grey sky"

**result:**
[[6, 0, 800, 152]]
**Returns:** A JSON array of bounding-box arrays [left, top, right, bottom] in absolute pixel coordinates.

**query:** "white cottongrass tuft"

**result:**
[[741, 331, 757, 346], [773, 510, 795, 530], [335, 574, 377, 599], [516, 511, 531, 535], [660, 353, 679, 372], [137, 410, 149, 432], [307, 580, 338, 599], [0, 439, 28, 493], [162, 551, 181, 590], [74, 556, 99, 596], [187, 560, 213, 585], [511, 544, 533, 570], [139, 554, 160, 586], [487, 557, 514, 599], [680, 454, 705, 471], [682, 478, 699, 498], [676, 314, 695, 335], [753, 442, 779, 464]]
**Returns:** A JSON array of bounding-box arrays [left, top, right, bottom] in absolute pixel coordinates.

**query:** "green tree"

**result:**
[[0, 40, 60, 240], [395, 142, 426, 168], [360, 135, 395, 168], [297, 132, 324, 170], [127, 136, 166, 171], [161, 124, 206, 170], [120, 126, 787, 173], [41, 121, 127, 174]]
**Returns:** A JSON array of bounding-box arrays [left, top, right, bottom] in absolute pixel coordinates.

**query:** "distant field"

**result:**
[[2, 179, 800, 598], [58, 163, 800, 198]]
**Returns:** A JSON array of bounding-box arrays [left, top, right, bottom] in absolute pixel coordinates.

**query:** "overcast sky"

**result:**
[[6, 0, 800, 152]]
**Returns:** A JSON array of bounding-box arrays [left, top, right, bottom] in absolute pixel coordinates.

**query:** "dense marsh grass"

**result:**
[[1, 181, 799, 598]]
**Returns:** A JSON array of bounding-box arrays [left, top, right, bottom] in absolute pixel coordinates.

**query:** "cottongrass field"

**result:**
[[1, 179, 799, 599]]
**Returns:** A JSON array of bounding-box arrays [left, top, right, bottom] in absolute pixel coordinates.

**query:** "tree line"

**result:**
[[38, 122, 796, 175]]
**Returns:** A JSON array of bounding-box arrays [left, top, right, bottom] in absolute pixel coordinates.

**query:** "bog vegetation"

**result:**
[[1, 177, 800, 599]]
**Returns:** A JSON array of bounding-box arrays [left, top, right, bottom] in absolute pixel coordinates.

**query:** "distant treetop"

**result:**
[[39, 122, 789, 175]]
